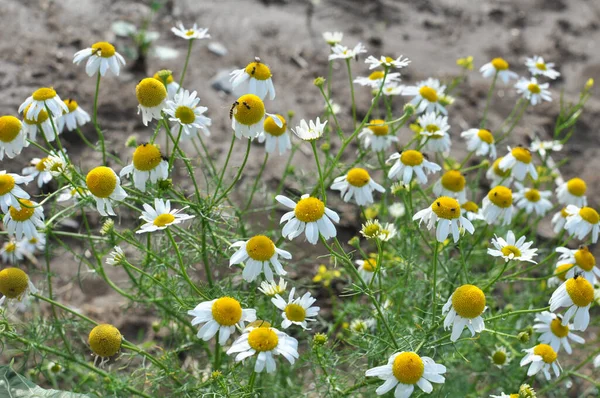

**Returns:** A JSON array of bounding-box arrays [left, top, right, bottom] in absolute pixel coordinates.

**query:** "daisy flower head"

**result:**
[[442, 284, 486, 341], [22, 152, 65, 188], [229, 235, 291, 282], [19, 87, 68, 120], [258, 114, 291, 155], [489, 346, 512, 368], [230, 58, 276, 100], [258, 278, 287, 297], [515, 77, 552, 105], [120, 143, 168, 192], [328, 42, 367, 61], [382, 82, 405, 96], [389, 202, 406, 218], [387, 149, 441, 185], [21, 234, 45, 255], [350, 318, 376, 334], [323, 31, 343, 46], [164, 89, 211, 139], [460, 128, 496, 159], [57, 186, 88, 203], [0, 267, 38, 308], [488, 230, 538, 263], [231, 94, 281, 139], [291, 117, 327, 142], [550, 275, 594, 331], [356, 257, 379, 283], [513, 184, 553, 216], [226, 325, 299, 373], [556, 178, 587, 207], [73, 42, 126, 77], [482, 186, 515, 226], [416, 112, 451, 153], [330, 167, 385, 206], [529, 137, 562, 158], [552, 207, 571, 234], [526, 56, 560, 79], [0, 116, 27, 160], [85, 166, 127, 217], [498, 146, 537, 181], [137, 198, 194, 234], [56, 99, 91, 133], [188, 296, 256, 345], [275, 194, 339, 245], [105, 246, 126, 266], [0, 171, 33, 213], [3, 199, 44, 241], [479, 57, 518, 83], [1, 239, 24, 264], [153, 71, 180, 100], [402, 78, 448, 115], [564, 205, 599, 243], [365, 54, 410, 70], [533, 311, 584, 354], [88, 324, 123, 368], [486, 157, 513, 187], [136, 77, 168, 126], [433, 170, 467, 204], [21, 105, 56, 142], [413, 196, 475, 243], [520, 344, 561, 380], [461, 201, 484, 221], [365, 351, 446, 397], [354, 71, 401, 89], [272, 287, 319, 330], [171, 22, 210, 40], [556, 245, 599, 284]]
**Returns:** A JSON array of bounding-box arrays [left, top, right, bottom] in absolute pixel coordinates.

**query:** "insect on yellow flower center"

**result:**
[[368, 71, 385, 80], [133, 143, 163, 171], [362, 258, 377, 272], [574, 247, 595, 271], [492, 158, 510, 177], [233, 94, 265, 126], [246, 235, 275, 261], [491, 58, 509, 70], [451, 284, 485, 319], [440, 170, 465, 192], [248, 327, 279, 352], [527, 83, 541, 94], [400, 150, 424, 167], [511, 147, 532, 164], [22, 105, 49, 125], [392, 352, 424, 385], [554, 263, 574, 282], [536, 62, 547, 71], [153, 72, 174, 85], [211, 297, 243, 326], [461, 201, 479, 213], [264, 114, 287, 137], [431, 196, 461, 220], [368, 119, 388, 136], [492, 350, 507, 365], [488, 186, 513, 208], [91, 42, 116, 58], [88, 324, 122, 357], [244, 61, 272, 81], [566, 178, 586, 197], [0, 267, 29, 299], [533, 344, 557, 364], [285, 303, 306, 322], [32, 87, 57, 101], [136, 78, 167, 108], [524, 189, 541, 202], [550, 318, 569, 338], [418, 86, 438, 103], [346, 168, 370, 187], [175, 106, 196, 124], [9, 199, 35, 222], [477, 129, 494, 144], [294, 197, 325, 223], [64, 99, 79, 113], [153, 213, 175, 227], [0, 174, 16, 195], [247, 320, 271, 328], [501, 245, 522, 258], [579, 207, 599, 224], [86, 166, 117, 198], [0, 116, 22, 142], [565, 277, 594, 307]]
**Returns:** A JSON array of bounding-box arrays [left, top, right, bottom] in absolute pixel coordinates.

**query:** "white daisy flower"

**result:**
[[490, 393, 513, 398], [552, 207, 571, 233], [417, 112, 451, 153], [555, 246, 600, 285], [57, 186, 88, 203], [136, 78, 168, 126], [520, 344, 561, 380], [498, 146, 537, 181], [460, 128, 496, 159], [550, 276, 594, 331], [229, 235, 291, 282], [21, 105, 56, 142], [188, 297, 256, 345], [513, 184, 553, 216], [258, 278, 287, 297], [105, 246, 126, 266], [515, 77, 552, 105], [22, 155, 59, 188], [529, 137, 562, 158], [275, 194, 339, 245], [564, 205, 599, 243], [226, 326, 299, 373], [19, 87, 68, 120], [271, 287, 319, 330], [387, 149, 441, 185], [171, 22, 210, 40], [461, 201, 485, 221], [20, 234, 45, 255], [56, 99, 91, 133], [379, 222, 398, 242], [330, 167, 385, 206], [0, 267, 38, 308], [120, 143, 169, 192], [402, 78, 447, 115], [382, 82, 405, 96], [365, 351, 446, 397], [0, 239, 25, 264], [153, 71, 180, 100], [442, 284, 486, 342], [549, 262, 575, 288], [44, 151, 69, 178], [413, 196, 475, 243], [73, 42, 126, 77], [525, 56, 560, 79], [389, 202, 406, 218], [350, 318, 376, 334], [3, 199, 44, 241], [487, 230, 538, 263], [556, 178, 587, 207], [328, 42, 367, 61], [365, 55, 410, 70], [291, 117, 327, 141], [479, 57, 518, 83], [231, 94, 282, 139], [356, 257, 379, 284], [433, 170, 467, 204], [164, 89, 211, 139], [0, 171, 33, 213], [323, 31, 343, 46], [354, 71, 401, 89], [489, 346, 512, 369], [257, 114, 291, 155], [481, 186, 515, 226], [137, 198, 194, 234], [486, 157, 513, 187], [230, 58, 276, 100], [0, 116, 27, 160], [534, 311, 584, 354], [85, 166, 127, 217]]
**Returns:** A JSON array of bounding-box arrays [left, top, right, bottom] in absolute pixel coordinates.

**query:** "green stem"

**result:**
[[92, 73, 106, 164], [166, 229, 209, 299], [212, 134, 236, 203], [481, 72, 498, 128], [485, 306, 550, 322], [311, 141, 326, 203], [168, 125, 184, 172], [345, 59, 357, 128], [214, 138, 252, 204], [178, 39, 194, 92], [244, 152, 269, 211], [431, 242, 439, 321]]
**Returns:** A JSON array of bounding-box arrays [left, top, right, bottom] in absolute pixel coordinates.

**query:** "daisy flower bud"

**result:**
[[258, 278, 287, 297], [520, 344, 561, 380], [0, 116, 27, 160], [0, 267, 37, 308], [136, 78, 168, 126], [313, 77, 326, 87], [456, 56, 473, 70], [106, 246, 126, 266], [489, 346, 511, 368], [479, 57, 518, 83], [442, 284, 486, 341], [313, 332, 328, 346], [73, 42, 126, 77]]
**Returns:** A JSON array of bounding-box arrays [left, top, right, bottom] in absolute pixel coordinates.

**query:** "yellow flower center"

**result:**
[[346, 168, 370, 187], [132, 143, 163, 171], [385, 56, 394, 63], [560, 207, 569, 218], [246, 235, 275, 261], [579, 207, 599, 224], [440, 170, 466, 192], [211, 297, 243, 326], [550, 318, 569, 338], [86, 166, 117, 198], [512, 147, 532, 163], [5, 242, 16, 253], [510, 395, 519, 398], [91, 42, 116, 58], [451, 284, 486, 319], [368, 119, 389, 136], [233, 94, 265, 126], [32, 87, 57, 101], [362, 222, 382, 238], [9, 199, 35, 222], [0, 116, 22, 142], [64, 99, 79, 113], [431, 196, 461, 220], [173, 106, 195, 124], [491, 58, 509, 70], [400, 150, 424, 167], [554, 263, 574, 282], [362, 258, 377, 272], [368, 71, 385, 80], [391, 352, 424, 385], [418, 86, 438, 103], [565, 277, 594, 307], [533, 344, 557, 364], [153, 72, 174, 85], [574, 247, 595, 271], [244, 61, 272, 81], [425, 124, 440, 134], [285, 303, 307, 322], [527, 83, 541, 94], [524, 189, 541, 202], [488, 186, 513, 208], [0, 174, 16, 195], [35, 157, 50, 172], [88, 324, 122, 357], [462, 201, 479, 213], [501, 245, 522, 258], [136, 78, 167, 108], [247, 320, 272, 328], [263, 114, 287, 137], [294, 197, 325, 223], [566, 178, 586, 197], [492, 158, 510, 177], [0, 267, 29, 299], [492, 350, 507, 365], [248, 327, 279, 352], [22, 105, 49, 125], [477, 129, 494, 144], [535, 62, 547, 71], [153, 213, 175, 227], [185, 30, 195, 36]]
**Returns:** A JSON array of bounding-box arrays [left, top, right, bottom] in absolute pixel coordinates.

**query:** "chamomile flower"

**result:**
[[136, 78, 168, 126], [258, 114, 291, 155], [0, 116, 27, 160], [73, 42, 126, 77], [515, 77, 552, 105], [292, 117, 327, 141], [57, 186, 88, 203], [22, 156, 58, 188], [402, 78, 448, 115], [433, 170, 467, 204], [226, 326, 299, 373], [323, 31, 343, 46], [350, 318, 376, 333], [164, 89, 211, 139], [0, 171, 33, 213], [56, 99, 90, 133], [486, 157, 513, 187], [481, 186, 515, 226], [489, 346, 512, 368], [85, 166, 127, 217], [0, 267, 38, 308], [382, 82, 405, 96], [387, 150, 441, 185], [498, 147, 537, 181], [356, 258, 379, 283], [365, 55, 411, 70], [276, 194, 339, 245], [188, 297, 256, 345], [330, 168, 385, 206], [231, 94, 282, 139], [479, 58, 518, 83], [21, 234, 45, 255], [0, 239, 24, 264], [137, 198, 194, 234], [105, 246, 126, 266], [365, 351, 446, 397], [88, 324, 123, 367], [555, 246, 599, 284], [21, 105, 56, 142], [442, 284, 486, 341], [488, 230, 538, 263], [460, 128, 496, 159], [529, 137, 562, 158], [3, 199, 44, 241], [389, 202, 406, 218], [533, 311, 584, 354], [120, 143, 168, 192], [413, 196, 474, 243], [258, 278, 287, 297], [272, 287, 319, 330], [416, 112, 451, 153], [461, 201, 485, 221], [513, 184, 553, 216], [550, 276, 594, 331], [564, 205, 600, 243], [556, 178, 587, 207], [328, 43, 367, 61], [153, 71, 180, 100], [354, 71, 401, 89], [552, 207, 571, 233], [549, 263, 574, 288], [230, 58, 276, 100], [19, 87, 68, 120], [229, 235, 292, 282], [520, 344, 561, 380], [526, 56, 560, 79], [171, 22, 210, 40]]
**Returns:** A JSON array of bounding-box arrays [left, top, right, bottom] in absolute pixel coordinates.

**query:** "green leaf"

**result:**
[[0, 365, 95, 398]]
